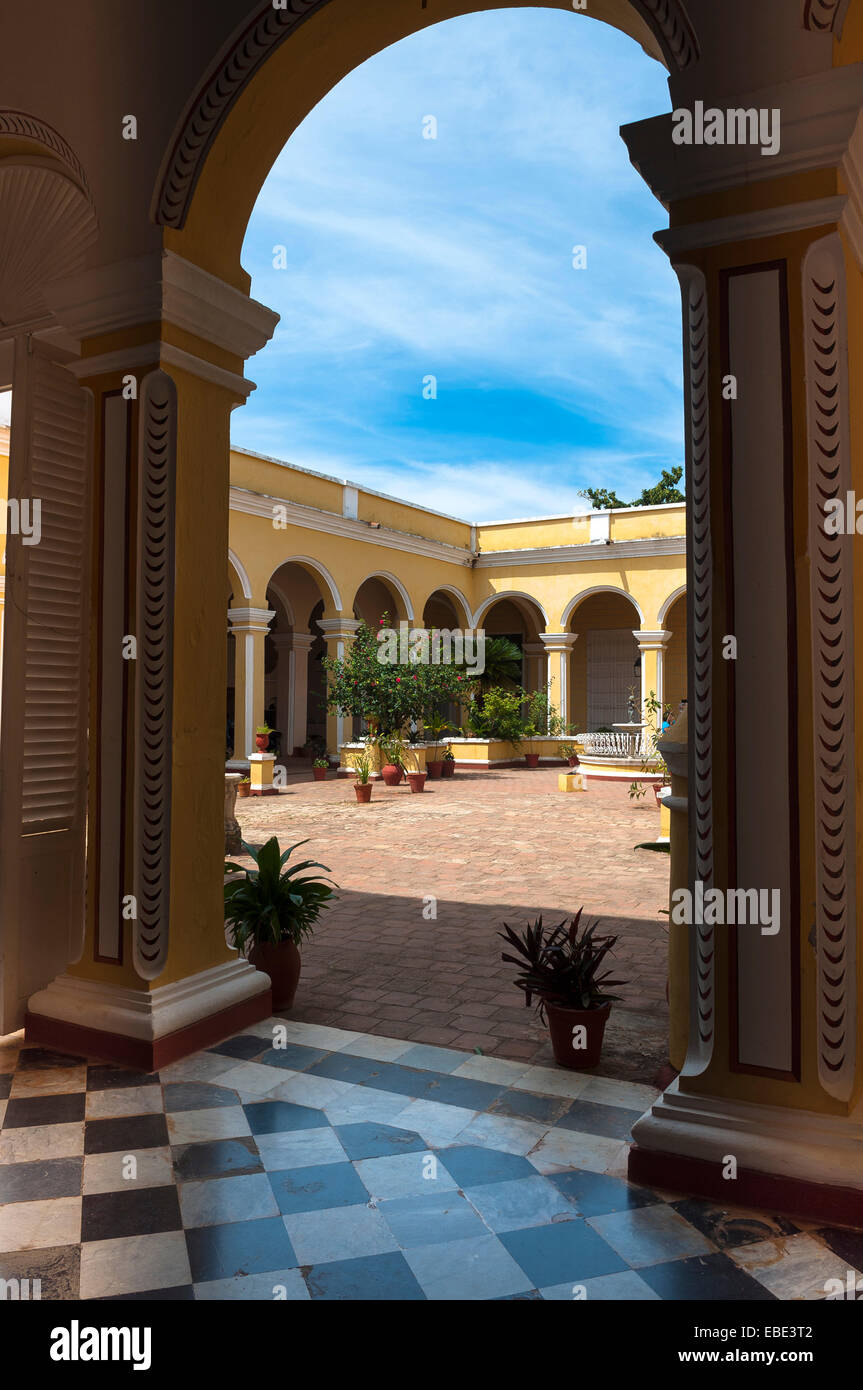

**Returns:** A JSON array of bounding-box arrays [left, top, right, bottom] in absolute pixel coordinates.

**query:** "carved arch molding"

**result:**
[[155, 0, 699, 230], [802, 0, 851, 33]]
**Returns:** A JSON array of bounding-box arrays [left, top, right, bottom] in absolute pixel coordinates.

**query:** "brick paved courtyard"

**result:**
[[233, 768, 671, 1085]]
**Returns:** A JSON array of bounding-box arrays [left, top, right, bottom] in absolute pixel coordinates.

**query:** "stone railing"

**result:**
[[580, 731, 649, 759]]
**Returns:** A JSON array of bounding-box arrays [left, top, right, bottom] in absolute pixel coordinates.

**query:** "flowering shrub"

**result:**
[[324, 615, 471, 736]]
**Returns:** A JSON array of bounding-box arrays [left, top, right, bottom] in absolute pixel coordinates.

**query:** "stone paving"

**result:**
[[233, 766, 671, 1085]]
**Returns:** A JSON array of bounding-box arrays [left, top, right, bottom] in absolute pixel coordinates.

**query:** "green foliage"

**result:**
[[324, 614, 471, 736], [500, 909, 626, 1018], [224, 837, 336, 953], [579, 465, 684, 511], [628, 689, 671, 800], [313, 757, 329, 769], [467, 686, 525, 744], [478, 636, 523, 691], [353, 749, 373, 784], [378, 733, 407, 769]]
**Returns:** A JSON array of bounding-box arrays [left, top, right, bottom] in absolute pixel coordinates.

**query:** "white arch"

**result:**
[[227, 548, 253, 600], [354, 570, 415, 622], [472, 590, 549, 630], [266, 577, 296, 628], [657, 584, 687, 628], [422, 583, 473, 628], [266, 554, 343, 613], [561, 585, 644, 630]]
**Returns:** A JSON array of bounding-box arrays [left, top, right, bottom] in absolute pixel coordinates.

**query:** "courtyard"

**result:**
[[234, 768, 671, 1084]]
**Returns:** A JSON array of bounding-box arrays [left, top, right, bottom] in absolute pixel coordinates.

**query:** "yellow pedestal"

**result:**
[[558, 772, 586, 792], [249, 753, 277, 796]]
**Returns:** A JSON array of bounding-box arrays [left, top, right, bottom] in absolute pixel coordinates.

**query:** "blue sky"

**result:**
[[237, 8, 683, 522]]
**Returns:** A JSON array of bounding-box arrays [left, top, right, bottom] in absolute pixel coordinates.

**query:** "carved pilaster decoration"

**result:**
[[677, 265, 714, 1073], [155, 0, 699, 230], [803, 234, 856, 1103], [802, 0, 850, 35], [0, 110, 93, 202], [133, 371, 177, 980]]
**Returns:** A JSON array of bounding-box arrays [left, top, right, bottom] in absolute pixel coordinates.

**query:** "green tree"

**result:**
[[578, 465, 684, 511], [478, 635, 522, 692]]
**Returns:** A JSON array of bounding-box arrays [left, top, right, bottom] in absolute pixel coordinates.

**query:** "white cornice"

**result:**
[[229, 486, 475, 569], [476, 536, 686, 567]]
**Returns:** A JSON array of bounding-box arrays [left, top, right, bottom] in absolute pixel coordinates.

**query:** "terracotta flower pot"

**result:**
[[255, 733, 270, 752], [441, 760, 455, 777], [525, 753, 540, 768], [237, 783, 251, 798], [568, 755, 580, 768], [545, 1000, 611, 1070], [381, 764, 402, 787], [249, 939, 301, 1010], [354, 782, 372, 803], [407, 772, 427, 793], [313, 767, 327, 781], [426, 760, 444, 779]]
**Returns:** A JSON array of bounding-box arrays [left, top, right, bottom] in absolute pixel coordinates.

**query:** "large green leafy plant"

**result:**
[[467, 685, 525, 742], [500, 909, 626, 1017], [324, 614, 471, 736], [224, 837, 336, 953]]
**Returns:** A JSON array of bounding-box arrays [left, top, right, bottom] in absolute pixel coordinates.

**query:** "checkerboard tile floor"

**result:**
[[1, 1020, 861, 1300]]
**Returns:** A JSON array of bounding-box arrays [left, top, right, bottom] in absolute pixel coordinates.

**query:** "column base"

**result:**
[[25, 959, 272, 1071], [629, 1079, 863, 1228]]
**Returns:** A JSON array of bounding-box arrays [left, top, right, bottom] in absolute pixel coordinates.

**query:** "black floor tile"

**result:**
[[86, 1065, 160, 1092], [547, 1169, 662, 1217], [185, 1216, 297, 1284], [489, 1090, 570, 1125], [3, 1092, 86, 1129], [640, 1252, 777, 1300], [81, 1185, 182, 1242], [0, 1157, 82, 1203], [164, 1082, 240, 1113], [555, 1099, 644, 1141], [815, 1225, 863, 1271], [670, 1197, 799, 1250], [84, 1113, 169, 1154], [207, 1035, 268, 1062], [0, 1073, 11, 1100], [173, 1137, 263, 1181], [16, 1047, 87, 1071], [256, 1043, 327, 1072], [306, 1053, 385, 1085]]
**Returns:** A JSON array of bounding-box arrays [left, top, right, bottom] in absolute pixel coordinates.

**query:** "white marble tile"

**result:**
[[214, 1062, 290, 1095], [255, 1128, 348, 1171], [457, 1111, 549, 1157], [512, 1066, 593, 1100], [527, 1126, 623, 1175], [588, 1204, 714, 1268], [9, 1066, 88, 1098], [157, 1053, 239, 1085], [166, 1106, 251, 1145], [729, 1235, 861, 1301], [578, 1075, 659, 1112], [337, 1034, 415, 1062], [83, 1147, 174, 1195], [0, 1122, 84, 1164], [85, 1086, 165, 1119], [80, 1231, 191, 1300], [323, 1086, 418, 1127], [0, 1196, 81, 1253], [178, 1172, 279, 1228], [452, 1056, 533, 1085], [268, 1073, 355, 1108], [267, 1021, 360, 1051], [391, 1099, 476, 1148]]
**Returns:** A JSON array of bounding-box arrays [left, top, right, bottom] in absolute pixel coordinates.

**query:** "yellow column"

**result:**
[[228, 604, 275, 761], [540, 632, 577, 727], [632, 629, 671, 725], [317, 617, 360, 757]]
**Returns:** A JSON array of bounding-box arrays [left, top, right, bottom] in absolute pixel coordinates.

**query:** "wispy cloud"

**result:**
[[237, 9, 683, 521]]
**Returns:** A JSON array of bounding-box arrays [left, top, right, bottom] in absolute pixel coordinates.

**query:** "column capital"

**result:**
[[271, 630, 316, 652], [540, 632, 579, 650], [317, 617, 361, 640], [228, 606, 276, 635], [633, 629, 671, 650]]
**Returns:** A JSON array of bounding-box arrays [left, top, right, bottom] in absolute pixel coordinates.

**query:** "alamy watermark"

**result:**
[[1, 497, 41, 545], [672, 101, 781, 158], [671, 881, 780, 935], [377, 621, 486, 676]]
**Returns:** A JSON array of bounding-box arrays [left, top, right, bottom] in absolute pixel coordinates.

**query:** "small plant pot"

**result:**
[[441, 761, 455, 777], [654, 783, 670, 807], [354, 782, 372, 803], [524, 753, 540, 768], [255, 734, 270, 752], [381, 764, 402, 787], [426, 760, 444, 779], [545, 1000, 611, 1070], [313, 768, 327, 781], [237, 783, 251, 798], [568, 755, 580, 768], [407, 772, 427, 793], [249, 939, 301, 1010]]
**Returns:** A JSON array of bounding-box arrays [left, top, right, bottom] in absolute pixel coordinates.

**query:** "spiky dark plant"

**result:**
[[499, 909, 626, 1019], [224, 837, 336, 953]]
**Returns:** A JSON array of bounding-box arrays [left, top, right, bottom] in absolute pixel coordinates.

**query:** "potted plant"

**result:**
[[423, 714, 450, 778], [313, 756, 329, 781], [379, 734, 406, 787], [500, 910, 626, 1070], [353, 749, 373, 803], [403, 746, 427, 794], [441, 745, 456, 777], [237, 776, 251, 799], [521, 717, 541, 768], [255, 723, 273, 752], [224, 837, 337, 1009]]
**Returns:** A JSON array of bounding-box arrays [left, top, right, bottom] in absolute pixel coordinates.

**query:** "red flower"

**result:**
[[396, 677, 401, 683]]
